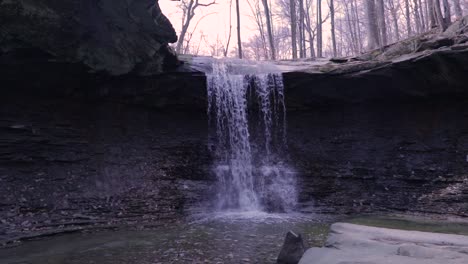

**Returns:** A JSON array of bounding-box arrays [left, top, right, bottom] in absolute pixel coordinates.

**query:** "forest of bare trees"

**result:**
[[172, 0, 467, 59]]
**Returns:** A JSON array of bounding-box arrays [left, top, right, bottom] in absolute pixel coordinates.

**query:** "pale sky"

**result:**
[[159, 0, 338, 57], [159, 0, 274, 55], [160, 0, 468, 57]]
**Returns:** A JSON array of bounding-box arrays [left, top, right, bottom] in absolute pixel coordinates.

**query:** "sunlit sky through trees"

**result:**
[[160, 0, 468, 59], [160, 0, 268, 57], [160, 0, 334, 58]]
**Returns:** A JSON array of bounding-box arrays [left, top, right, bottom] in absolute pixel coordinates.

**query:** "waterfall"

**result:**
[[207, 60, 297, 212]]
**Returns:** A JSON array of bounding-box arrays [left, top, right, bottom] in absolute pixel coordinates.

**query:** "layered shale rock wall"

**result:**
[[1, 3, 467, 244]]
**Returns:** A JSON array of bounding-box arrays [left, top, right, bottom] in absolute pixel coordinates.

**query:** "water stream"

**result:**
[[0, 214, 335, 264], [3, 214, 467, 264], [206, 59, 296, 212]]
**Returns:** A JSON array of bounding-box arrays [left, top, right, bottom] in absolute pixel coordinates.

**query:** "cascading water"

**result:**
[[207, 60, 297, 213]]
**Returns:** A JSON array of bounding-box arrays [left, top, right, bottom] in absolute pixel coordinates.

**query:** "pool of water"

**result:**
[[2, 213, 467, 264], [0, 212, 336, 264]]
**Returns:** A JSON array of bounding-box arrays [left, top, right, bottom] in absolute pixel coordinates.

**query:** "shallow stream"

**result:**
[[0, 212, 335, 264], [1, 213, 467, 264]]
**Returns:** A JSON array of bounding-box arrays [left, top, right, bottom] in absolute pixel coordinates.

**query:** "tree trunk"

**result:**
[[224, 0, 233, 57], [376, 0, 387, 46], [404, 0, 412, 36], [390, 1, 400, 41], [307, 28, 316, 58], [366, 0, 380, 49], [344, 0, 358, 53], [442, 0, 451, 25], [304, 0, 316, 58], [433, 0, 447, 31], [413, 0, 422, 33], [389, 0, 400, 42], [249, 1, 268, 59], [261, 0, 276, 60], [236, 0, 243, 58], [351, 0, 363, 52], [299, 0, 305, 58], [338, 19, 344, 56], [418, 0, 426, 31], [330, 0, 337, 57], [176, 0, 196, 54], [452, 0, 463, 18], [303, 0, 308, 57], [290, 0, 298, 59], [427, 0, 436, 28], [317, 0, 323, 57]]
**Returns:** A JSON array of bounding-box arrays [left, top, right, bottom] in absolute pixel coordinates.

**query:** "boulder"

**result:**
[[277, 231, 306, 264], [299, 223, 468, 264], [0, 0, 178, 75]]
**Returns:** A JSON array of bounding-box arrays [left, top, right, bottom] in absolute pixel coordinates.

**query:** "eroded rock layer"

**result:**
[[1, 6, 467, 245]]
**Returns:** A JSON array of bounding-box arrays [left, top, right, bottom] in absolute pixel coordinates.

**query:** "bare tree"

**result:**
[[179, 0, 463, 59], [301, 0, 307, 56], [404, 0, 412, 36], [376, 0, 387, 46], [290, 0, 298, 59], [183, 12, 216, 54], [236, 0, 243, 58], [413, 0, 423, 33], [418, 0, 426, 31], [304, 0, 317, 58], [433, 0, 447, 31], [351, 0, 364, 52], [317, 0, 323, 57], [452, 0, 463, 18], [176, 0, 216, 54], [366, 0, 380, 49], [343, 0, 358, 53], [442, 0, 451, 26], [299, 0, 306, 58], [223, 0, 233, 57], [338, 18, 344, 56], [330, 0, 337, 56], [243, 35, 266, 60], [427, 0, 437, 28], [387, 0, 401, 42], [247, 0, 269, 59], [273, 25, 294, 59], [261, 0, 276, 60]]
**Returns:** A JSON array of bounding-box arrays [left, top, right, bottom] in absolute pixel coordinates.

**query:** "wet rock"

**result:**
[[443, 16, 468, 37], [299, 223, 468, 264], [0, 11, 468, 242], [277, 231, 306, 264], [0, 0, 178, 75], [283, 16, 468, 109], [417, 36, 454, 51]]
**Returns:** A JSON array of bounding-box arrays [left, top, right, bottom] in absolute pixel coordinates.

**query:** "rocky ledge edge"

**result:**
[[297, 222, 468, 264]]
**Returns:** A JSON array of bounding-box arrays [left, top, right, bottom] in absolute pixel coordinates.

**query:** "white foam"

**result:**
[[190, 211, 314, 225], [207, 59, 297, 212]]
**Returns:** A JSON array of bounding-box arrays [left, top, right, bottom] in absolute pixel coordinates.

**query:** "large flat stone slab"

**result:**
[[299, 223, 468, 264]]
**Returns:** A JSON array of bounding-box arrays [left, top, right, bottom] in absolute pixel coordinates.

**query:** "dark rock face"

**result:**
[[284, 47, 468, 109], [0, 74, 211, 236], [277, 231, 306, 264], [288, 101, 468, 216], [0, 0, 178, 75], [1, 10, 468, 245], [0, 89, 213, 241], [280, 18, 468, 216]]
